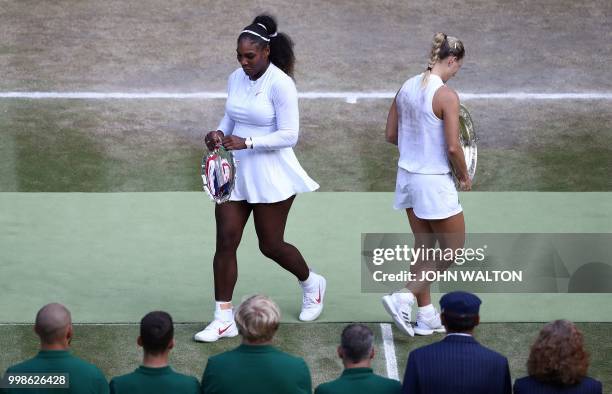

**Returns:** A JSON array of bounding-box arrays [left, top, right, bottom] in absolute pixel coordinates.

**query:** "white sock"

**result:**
[[418, 304, 436, 317], [300, 272, 319, 291], [214, 301, 233, 321], [394, 290, 415, 305]]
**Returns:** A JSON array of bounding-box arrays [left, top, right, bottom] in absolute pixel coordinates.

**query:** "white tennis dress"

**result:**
[[393, 73, 462, 219], [217, 64, 319, 203]]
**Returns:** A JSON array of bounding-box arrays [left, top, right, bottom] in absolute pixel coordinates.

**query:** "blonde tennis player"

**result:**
[[382, 33, 471, 337]]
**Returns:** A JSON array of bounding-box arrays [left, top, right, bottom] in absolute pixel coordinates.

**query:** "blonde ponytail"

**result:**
[[421, 32, 465, 87]]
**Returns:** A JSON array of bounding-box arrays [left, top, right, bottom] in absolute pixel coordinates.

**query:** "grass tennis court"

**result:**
[[1, 192, 612, 389], [1, 0, 612, 391], [1, 99, 611, 192]]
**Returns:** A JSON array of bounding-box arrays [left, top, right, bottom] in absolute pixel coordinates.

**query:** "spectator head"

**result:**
[[440, 291, 481, 333], [34, 303, 73, 348], [338, 324, 375, 366], [527, 320, 589, 386], [235, 295, 280, 343], [137, 311, 175, 355]]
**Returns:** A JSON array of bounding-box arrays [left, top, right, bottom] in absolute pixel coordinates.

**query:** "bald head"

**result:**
[[35, 303, 72, 345]]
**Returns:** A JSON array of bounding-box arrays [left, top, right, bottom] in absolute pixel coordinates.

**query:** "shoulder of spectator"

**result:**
[[408, 341, 437, 357], [283, 351, 310, 367], [583, 376, 603, 389], [81, 357, 108, 379], [5, 356, 36, 372], [368, 372, 402, 390], [177, 373, 201, 393], [108, 373, 127, 383], [267, 350, 308, 372], [379, 374, 402, 388], [191, 375, 201, 389], [513, 376, 528, 386], [174, 371, 201, 386], [203, 349, 238, 371], [313, 380, 333, 394], [480, 344, 510, 365]]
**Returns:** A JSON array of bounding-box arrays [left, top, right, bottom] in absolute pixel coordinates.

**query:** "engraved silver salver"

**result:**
[[454, 104, 478, 184], [201, 146, 236, 204]]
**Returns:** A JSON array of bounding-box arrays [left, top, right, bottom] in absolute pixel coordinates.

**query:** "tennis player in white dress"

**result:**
[[382, 33, 472, 337], [195, 15, 325, 342]]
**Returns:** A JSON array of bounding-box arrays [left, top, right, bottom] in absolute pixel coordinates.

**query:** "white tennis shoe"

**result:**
[[299, 273, 326, 321], [382, 292, 415, 336], [414, 311, 446, 336], [194, 319, 238, 342]]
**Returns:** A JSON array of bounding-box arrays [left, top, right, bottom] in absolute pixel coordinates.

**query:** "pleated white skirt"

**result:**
[[230, 148, 319, 203]]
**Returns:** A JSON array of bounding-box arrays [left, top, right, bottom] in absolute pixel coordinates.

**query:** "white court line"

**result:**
[[380, 323, 400, 381], [1, 91, 612, 103], [0, 322, 211, 326]]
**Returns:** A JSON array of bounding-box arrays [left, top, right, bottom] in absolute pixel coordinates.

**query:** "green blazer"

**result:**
[[2, 350, 108, 394], [315, 368, 401, 394], [201, 344, 311, 394], [110, 366, 200, 394]]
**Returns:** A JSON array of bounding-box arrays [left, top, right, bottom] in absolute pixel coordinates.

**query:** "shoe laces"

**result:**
[[417, 312, 440, 326], [302, 290, 318, 308]]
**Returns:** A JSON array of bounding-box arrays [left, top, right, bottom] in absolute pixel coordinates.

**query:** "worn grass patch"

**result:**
[[1, 100, 610, 191]]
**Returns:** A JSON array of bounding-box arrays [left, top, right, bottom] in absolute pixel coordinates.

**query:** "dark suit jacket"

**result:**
[[402, 334, 511, 394], [514, 376, 602, 394]]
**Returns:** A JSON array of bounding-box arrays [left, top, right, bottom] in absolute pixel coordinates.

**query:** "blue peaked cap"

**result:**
[[440, 291, 481, 315]]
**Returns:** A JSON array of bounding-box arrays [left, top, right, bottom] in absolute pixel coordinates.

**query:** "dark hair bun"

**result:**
[[252, 14, 277, 36]]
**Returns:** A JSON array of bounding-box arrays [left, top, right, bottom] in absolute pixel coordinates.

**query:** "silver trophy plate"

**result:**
[[454, 104, 478, 184], [201, 146, 236, 204]]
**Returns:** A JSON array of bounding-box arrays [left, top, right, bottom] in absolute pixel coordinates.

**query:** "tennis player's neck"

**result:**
[[431, 71, 447, 83], [249, 63, 270, 81]]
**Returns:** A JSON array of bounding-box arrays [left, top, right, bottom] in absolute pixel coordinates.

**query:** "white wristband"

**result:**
[[245, 137, 253, 149]]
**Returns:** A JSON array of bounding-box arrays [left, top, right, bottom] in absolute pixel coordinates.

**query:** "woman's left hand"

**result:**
[[222, 136, 247, 150]]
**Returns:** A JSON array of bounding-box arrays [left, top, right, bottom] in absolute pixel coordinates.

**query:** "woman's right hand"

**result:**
[[458, 177, 472, 191], [204, 130, 224, 151]]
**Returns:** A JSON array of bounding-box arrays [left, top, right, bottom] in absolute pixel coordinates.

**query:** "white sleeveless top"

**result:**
[[396, 73, 451, 174]]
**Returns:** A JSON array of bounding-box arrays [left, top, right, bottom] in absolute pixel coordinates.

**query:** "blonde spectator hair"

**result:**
[[235, 295, 281, 342], [422, 32, 465, 87]]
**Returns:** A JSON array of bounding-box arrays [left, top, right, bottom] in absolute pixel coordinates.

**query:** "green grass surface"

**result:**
[[2, 0, 611, 391], [1, 100, 611, 192], [1, 323, 610, 389], [2, 192, 612, 323]]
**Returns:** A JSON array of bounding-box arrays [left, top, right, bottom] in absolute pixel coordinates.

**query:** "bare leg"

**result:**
[[405, 209, 466, 306], [213, 201, 251, 301], [252, 195, 310, 281], [405, 209, 436, 306]]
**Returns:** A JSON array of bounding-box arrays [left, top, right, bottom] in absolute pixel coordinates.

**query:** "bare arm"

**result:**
[[436, 87, 471, 190], [385, 94, 399, 145]]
